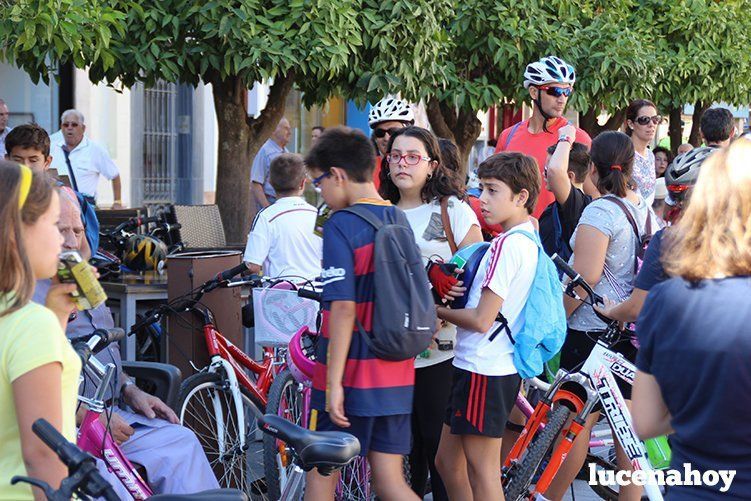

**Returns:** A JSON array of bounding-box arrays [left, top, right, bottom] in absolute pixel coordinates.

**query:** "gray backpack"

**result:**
[[341, 205, 436, 361]]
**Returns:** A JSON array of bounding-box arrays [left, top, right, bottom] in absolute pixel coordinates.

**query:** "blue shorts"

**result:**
[[311, 410, 411, 456]]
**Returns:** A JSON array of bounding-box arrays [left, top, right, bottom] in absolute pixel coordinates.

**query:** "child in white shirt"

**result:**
[[435, 152, 541, 500], [243, 153, 322, 280]]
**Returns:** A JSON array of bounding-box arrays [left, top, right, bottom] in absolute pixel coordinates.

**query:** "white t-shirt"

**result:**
[[403, 196, 480, 368], [49, 133, 119, 198], [453, 221, 538, 376], [243, 196, 322, 281]]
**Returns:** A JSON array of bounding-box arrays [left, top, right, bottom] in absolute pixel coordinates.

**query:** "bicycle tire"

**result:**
[[504, 404, 571, 501], [586, 453, 619, 500], [263, 369, 307, 500], [177, 372, 269, 500]]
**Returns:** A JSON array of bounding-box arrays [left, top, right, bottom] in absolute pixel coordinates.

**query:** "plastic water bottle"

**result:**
[[644, 436, 671, 470]]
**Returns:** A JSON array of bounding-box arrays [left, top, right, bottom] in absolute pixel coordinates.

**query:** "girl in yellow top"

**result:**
[[0, 160, 81, 500]]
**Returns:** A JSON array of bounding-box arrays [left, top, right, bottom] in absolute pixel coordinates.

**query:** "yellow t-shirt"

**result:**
[[0, 298, 81, 500]]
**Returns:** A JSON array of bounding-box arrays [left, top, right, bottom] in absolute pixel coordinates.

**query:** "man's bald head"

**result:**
[[272, 117, 292, 148]]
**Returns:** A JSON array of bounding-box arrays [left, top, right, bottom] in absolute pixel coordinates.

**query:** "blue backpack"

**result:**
[[76, 191, 100, 252], [488, 230, 567, 379]]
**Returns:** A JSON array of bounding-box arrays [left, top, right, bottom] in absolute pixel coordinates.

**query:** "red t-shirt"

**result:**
[[495, 117, 591, 218]]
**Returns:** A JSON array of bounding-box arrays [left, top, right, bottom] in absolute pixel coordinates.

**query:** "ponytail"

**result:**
[[590, 131, 634, 197]]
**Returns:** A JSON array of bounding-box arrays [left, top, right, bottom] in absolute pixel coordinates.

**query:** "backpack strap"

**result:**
[[601, 196, 646, 274], [440, 197, 458, 255], [602, 196, 640, 240], [503, 121, 524, 150], [486, 228, 542, 344], [340, 205, 385, 230]]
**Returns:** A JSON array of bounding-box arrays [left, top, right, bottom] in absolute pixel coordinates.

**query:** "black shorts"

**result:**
[[559, 328, 637, 400], [444, 367, 520, 438]]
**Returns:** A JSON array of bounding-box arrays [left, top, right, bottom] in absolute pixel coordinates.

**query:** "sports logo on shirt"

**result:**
[[321, 266, 346, 285]]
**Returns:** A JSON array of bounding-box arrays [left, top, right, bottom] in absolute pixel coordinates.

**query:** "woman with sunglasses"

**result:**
[[495, 56, 592, 219], [379, 128, 482, 501], [368, 97, 415, 189], [625, 99, 660, 205], [0, 161, 81, 500]]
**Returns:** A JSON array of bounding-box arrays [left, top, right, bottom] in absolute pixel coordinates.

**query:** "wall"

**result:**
[[0, 63, 58, 133]]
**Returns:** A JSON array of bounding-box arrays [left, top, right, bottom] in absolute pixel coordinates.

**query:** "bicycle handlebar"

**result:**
[[551, 253, 603, 305], [72, 328, 125, 366], [297, 288, 322, 302]]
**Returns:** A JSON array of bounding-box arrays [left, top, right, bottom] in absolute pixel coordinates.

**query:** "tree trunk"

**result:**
[[667, 106, 684, 155], [426, 98, 482, 180], [579, 107, 626, 138], [211, 73, 295, 243], [688, 101, 708, 147]]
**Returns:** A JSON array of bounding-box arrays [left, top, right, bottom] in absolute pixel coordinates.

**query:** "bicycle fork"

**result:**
[[503, 371, 598, 498]]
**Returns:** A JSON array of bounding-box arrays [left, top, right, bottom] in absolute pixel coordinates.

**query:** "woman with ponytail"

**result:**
[[543, 132, 659, 501], [0, 160, 81, 499]]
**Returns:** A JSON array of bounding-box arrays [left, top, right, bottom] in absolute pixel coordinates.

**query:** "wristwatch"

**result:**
[[558, 135, 573, 144]]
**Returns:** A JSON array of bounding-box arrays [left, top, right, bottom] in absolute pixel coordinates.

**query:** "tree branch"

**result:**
[[247, 70, 296, 136]]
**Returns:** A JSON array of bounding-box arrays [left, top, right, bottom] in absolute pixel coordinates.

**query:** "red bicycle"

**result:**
[[131, 264, 284, 498]]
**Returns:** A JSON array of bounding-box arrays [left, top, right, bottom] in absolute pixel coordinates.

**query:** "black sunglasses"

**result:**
[[374, 127, 402, 139], [635, 115, 663, 126]]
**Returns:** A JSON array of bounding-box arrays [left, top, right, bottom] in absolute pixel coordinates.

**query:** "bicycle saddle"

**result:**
[[260, 414, 361, 472], [150, 489, 247, 500]]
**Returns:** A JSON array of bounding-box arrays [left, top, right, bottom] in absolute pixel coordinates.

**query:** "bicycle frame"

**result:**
[[505, 339, 664, 501], [77, 363, 152, 500]]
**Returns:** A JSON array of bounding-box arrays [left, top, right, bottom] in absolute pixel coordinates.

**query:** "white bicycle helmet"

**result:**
[[368, 97, 415, 128], [665, 146, 716, 204], [523, 56, 576, 89]]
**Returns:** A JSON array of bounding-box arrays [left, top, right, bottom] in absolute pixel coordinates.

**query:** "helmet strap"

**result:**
[[534, 92, 553, 133]]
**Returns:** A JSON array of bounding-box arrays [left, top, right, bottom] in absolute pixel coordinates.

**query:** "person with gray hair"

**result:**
[[0, 99, 11, 155], [49, 109, 123, 208]]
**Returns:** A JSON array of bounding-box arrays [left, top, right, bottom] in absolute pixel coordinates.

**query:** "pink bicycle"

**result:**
[[70, 328, 245, 500], [73, 328, 153, 499]]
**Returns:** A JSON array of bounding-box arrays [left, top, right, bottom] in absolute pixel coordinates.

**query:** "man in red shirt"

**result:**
[[368, 97, 414, 189], [495, 56, 591, 218]]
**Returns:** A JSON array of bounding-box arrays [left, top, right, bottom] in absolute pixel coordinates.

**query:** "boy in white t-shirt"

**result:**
[[434, 152, 541, 500], [243, 153, 322, 280]]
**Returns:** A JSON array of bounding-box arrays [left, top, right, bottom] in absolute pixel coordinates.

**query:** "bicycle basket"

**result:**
[[252, 287, 318, 346]]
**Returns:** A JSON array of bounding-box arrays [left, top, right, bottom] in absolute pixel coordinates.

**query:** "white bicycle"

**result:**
[[502, 255, 670, 501]]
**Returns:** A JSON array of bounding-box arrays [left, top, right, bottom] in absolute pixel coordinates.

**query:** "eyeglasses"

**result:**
[[374, 127, 402, 139], [537, 85, 573, 98], [62, 122, 80, 128], [386, 153, 431, 166], [309, 171, 331, 188], [635, 115, 663, 126]]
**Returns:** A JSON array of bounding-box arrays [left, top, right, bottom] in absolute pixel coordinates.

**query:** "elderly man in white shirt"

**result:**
[[50, 109, 123, 208]]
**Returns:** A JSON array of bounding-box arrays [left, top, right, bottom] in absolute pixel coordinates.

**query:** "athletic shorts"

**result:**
[[311, 410, 411, 456], [444, 367, 520, 438]]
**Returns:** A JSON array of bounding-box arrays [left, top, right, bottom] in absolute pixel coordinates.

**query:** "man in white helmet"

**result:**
[[494, 56, 591, 217], [368, 96, 415, 188]]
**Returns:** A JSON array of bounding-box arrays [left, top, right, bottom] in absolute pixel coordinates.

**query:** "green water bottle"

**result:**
[[644, 435, 671, 470]]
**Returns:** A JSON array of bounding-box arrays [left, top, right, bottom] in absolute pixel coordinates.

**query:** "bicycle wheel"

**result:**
[[263, 368, 308, 500], [585, 417, 618, 500], [337, 456, 374, 501], [504, 404, 571, 501], [177, 372, 269, 500]]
